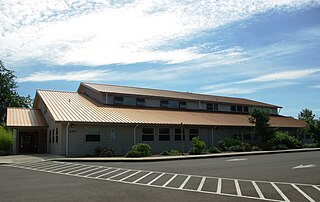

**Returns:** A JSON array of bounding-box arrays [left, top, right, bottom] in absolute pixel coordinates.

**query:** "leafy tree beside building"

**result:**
[[0, 60, 33, 123], [298, 108, 320, 145]]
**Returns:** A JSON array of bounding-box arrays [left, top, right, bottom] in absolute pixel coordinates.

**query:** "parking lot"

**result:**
[[1, 151, 320, 201]]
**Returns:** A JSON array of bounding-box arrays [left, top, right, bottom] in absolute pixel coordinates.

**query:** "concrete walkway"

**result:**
[[1, 148, 319, 164], [0, 154, 64, 164]]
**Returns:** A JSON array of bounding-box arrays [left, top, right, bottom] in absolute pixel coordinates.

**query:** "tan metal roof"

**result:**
[[6, 108, 48, 127], [79, 82, 280, 108], [36, 90, 304, 128]]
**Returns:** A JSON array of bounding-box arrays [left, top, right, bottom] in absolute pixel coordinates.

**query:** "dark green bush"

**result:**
[[272, 131, 301, 149], [251, 146, 260, 151], [125, 150, 141, 158], [241, 142, 252, 152], [218, 140, 227, 151], [224, 138, 242, 148], [272, 144, 288, 150], [207, 147, 221, 153], [160, 149, 180, 156], [125, 143, 152, 158], [227, 145, 243, 152], [0, 126, 13, 155], [302, 143, 319, 148], [188, 136, 206, 155], [93, 147, 115, 157]]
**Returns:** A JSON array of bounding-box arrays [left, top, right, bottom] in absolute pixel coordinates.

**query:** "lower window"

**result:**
[[142, 135, 154, 141], [86, 135, 100, 142], [159, 135, 170, 141], [174, 135, 185, 141], [189, 135, 198, 141]]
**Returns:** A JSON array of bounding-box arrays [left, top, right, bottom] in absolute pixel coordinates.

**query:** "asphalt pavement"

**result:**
[[1, 151, 319, 202]]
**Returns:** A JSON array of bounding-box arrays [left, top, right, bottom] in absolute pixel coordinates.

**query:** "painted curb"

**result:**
[[50, 148, 320, 163]]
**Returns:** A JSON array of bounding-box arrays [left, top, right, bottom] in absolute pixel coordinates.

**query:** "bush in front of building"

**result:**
[[218, 138, 242, 151], [93, 147, 115, 157], [241, 142, 252, 152], [125, 143, 152, 158], [189, 136, 206, 155], [160, 149, 180, 156], [0, 125, 13, 155], [271, 131, 301, 150], [302, 143, 319, 148], [207, 147, 221, 153]]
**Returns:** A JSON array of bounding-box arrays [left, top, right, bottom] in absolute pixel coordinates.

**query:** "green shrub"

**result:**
[[188, 136, 206, 155], [227, 145, 243, 152], [241, 142, 252, 152], [218, 140, 227, 151], [302, 143, 319, 148], [160, 149, 180, 156], [207, 147, 221, 153], [251, 145, 260, 151], [224, 138, 242, 148], [125, 150, 141, 158], [272, 131, 301, 149], [93, 147, 115, 157], [0, 126, 13, 155], [125, 143, 152, 158], [272, 144, 288, 150]]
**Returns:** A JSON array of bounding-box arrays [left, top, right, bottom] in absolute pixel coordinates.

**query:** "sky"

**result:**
[[0, 0, 320, 118]]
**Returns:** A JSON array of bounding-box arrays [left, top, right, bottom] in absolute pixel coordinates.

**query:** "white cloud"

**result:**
[[1, 0, 318, 66]]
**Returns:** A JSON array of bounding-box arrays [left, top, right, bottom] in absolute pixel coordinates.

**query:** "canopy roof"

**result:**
[[6, 108, 47, 127]]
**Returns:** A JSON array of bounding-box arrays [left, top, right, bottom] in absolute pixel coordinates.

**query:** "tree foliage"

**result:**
[[0, 124, 13, 154], [298, 108, 320, 145], [0, 60, 33, 123], [249, 108, 273, 145]]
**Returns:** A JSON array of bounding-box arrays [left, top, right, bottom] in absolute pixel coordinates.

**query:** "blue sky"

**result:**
[[0, 0, 319, 118]]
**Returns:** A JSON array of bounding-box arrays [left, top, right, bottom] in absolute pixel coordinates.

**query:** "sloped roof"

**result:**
[[6, 108, 48, 127], [79, 82, 281, 108], [36, 90, 304, 128]]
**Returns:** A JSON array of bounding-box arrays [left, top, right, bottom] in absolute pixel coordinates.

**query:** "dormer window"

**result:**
[[124, 97, 134, 106], [244, 106, 249, 112], [214, 104, 218, 111], [169, 100, 179, 108], [161, 100, 169, 108], [231, 105, 236, 112], [136, 98, 145, 106], [179, 101, 187, 109], [237, 106, 243, 112], [114, 96, 124, 105]]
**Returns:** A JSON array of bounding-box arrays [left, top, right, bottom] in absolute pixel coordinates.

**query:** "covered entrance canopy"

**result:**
[[6, 108, 48, 154]]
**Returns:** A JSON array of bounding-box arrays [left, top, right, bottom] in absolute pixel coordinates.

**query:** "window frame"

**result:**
[[85, 127, 101, 142]]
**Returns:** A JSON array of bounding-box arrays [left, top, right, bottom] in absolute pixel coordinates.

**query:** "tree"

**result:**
[[249, 108, 273, 147], [0, 60, 33, 123], [298, 108, 320, 145]]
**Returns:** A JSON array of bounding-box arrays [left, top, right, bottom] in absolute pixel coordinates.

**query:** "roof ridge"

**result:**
[[37, 89, 78, 94]]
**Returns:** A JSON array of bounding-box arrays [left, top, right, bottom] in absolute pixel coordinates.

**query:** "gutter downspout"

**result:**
[[133, 124, 139, 145], [66, 123, 70, 157]]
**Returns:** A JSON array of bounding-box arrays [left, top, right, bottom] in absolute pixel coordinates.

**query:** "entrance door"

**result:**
[[19, 132, 38, 153]]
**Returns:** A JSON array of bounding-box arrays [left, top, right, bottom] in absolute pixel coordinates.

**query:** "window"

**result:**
[[56, 134, 58, 143], [179, 101, 187, 109], [124, 97, 135, 106], [159, 135, 170, 141], [169, 100, 179, 108], [189, 135, 198, 141], [56, 128, 58, 134], [237, 106, 243, 112], [159, 128, 170, 134], [175, 135, 185, 141], [175, 128, 185, 134], [52, 129, 55, 143], [136, 98, 145, 106], [142, 128, 154, 134], [214, 104, 218, 111], [114, 96, 124, 105], [231, 105, 236, 112], [86, 127, 100, 142], [49, 130, 51, 143], [142, 135, 154, 141], [244, 106, 249, 112], [207, 103, 213, 111], [189, 129, 199, 134], [160, 100, 169, 108]]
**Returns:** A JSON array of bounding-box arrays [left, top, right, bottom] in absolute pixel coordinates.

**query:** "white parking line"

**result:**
[[217, 178, 222, 194], [313, 185, 320, 192], [234, 180, 242, 196], [292, 184, 315, 202], [76, 167, 102, 175], [252, 181, 265, 199], [119, 171, 141, 182], [162, 174, 177, 187], [107, 170, 131, 180], [85, 168, 111, 177], [47, 164, 81, 172], [271, 182, 290, 202], [133, 172, 153, 183], [96, 168, 120, 178], [147, 173, 165, 185], [197, 177, 206, 191], [179, 175, 191, 189]]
